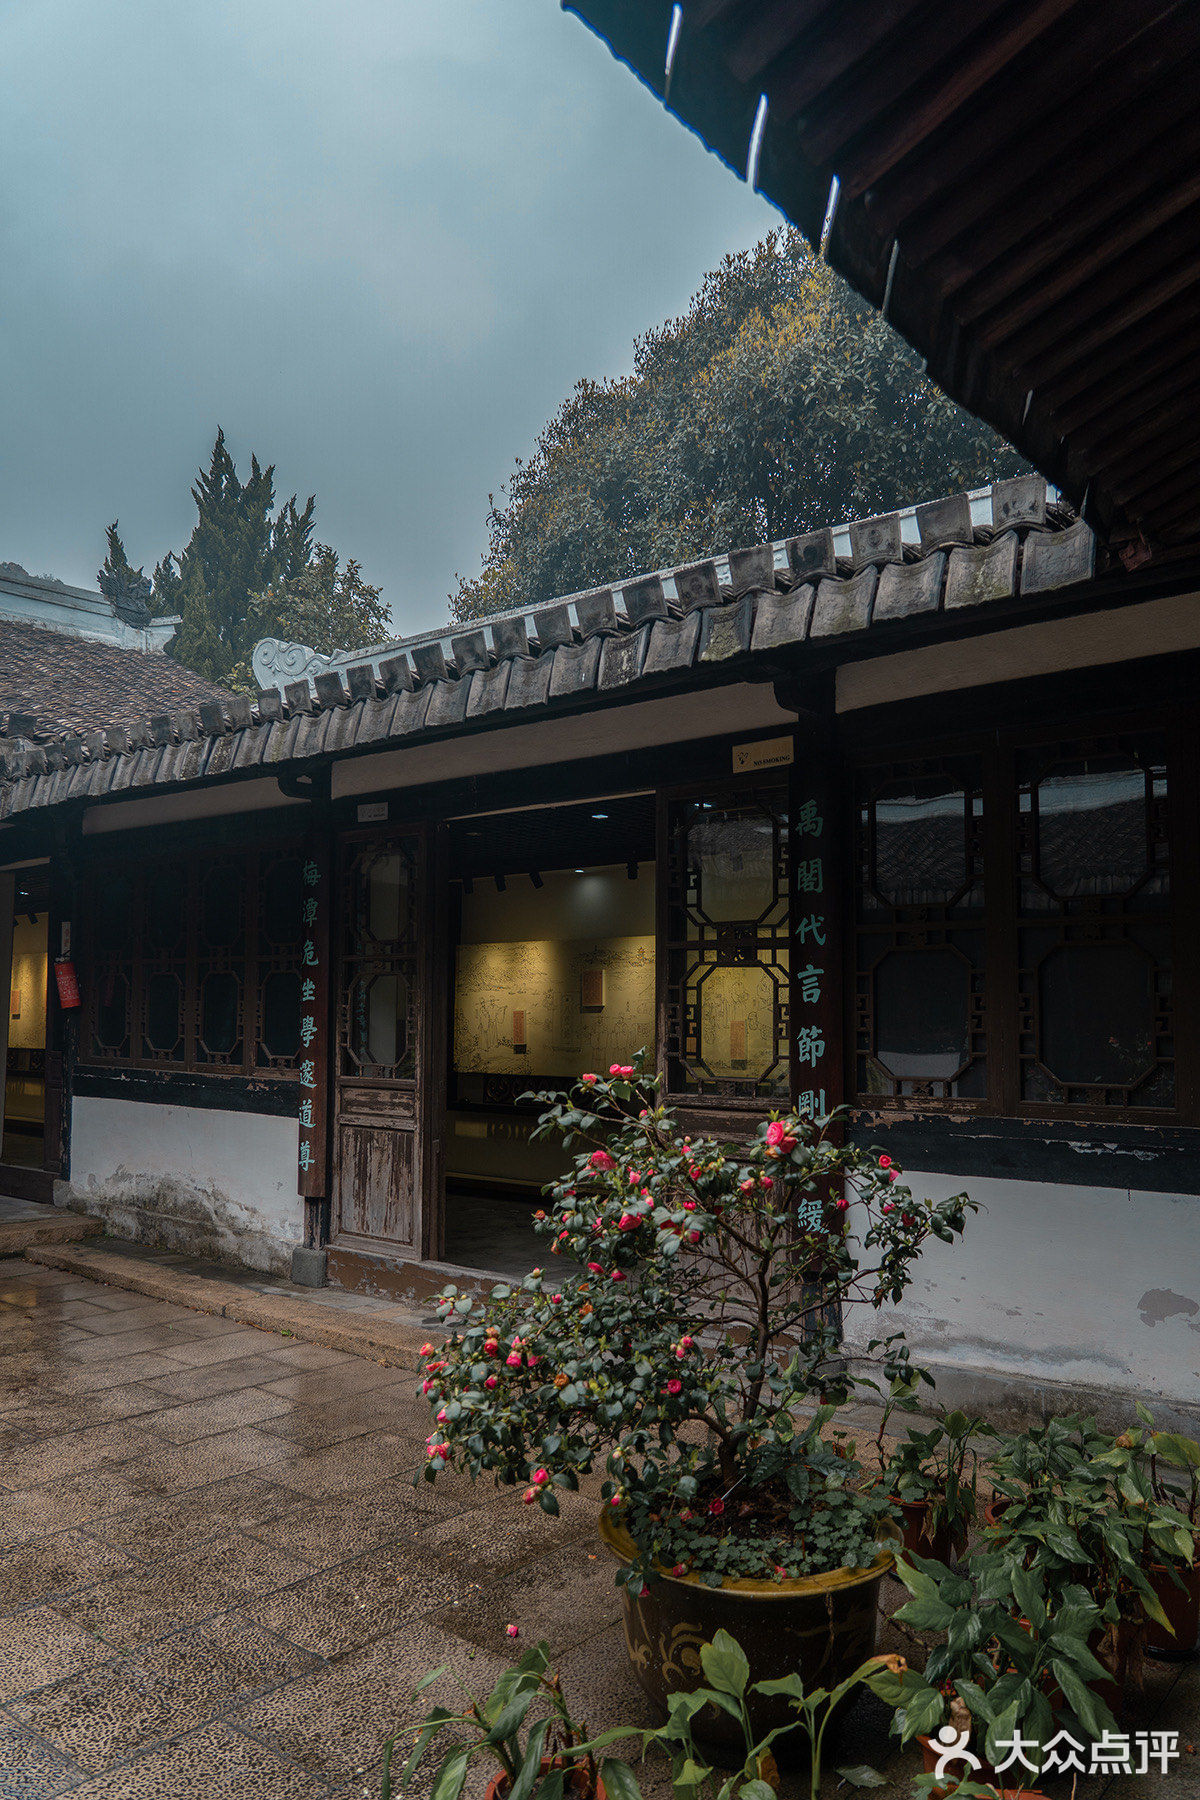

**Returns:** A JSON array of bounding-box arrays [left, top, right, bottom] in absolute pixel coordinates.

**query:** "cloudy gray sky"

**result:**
[[0, 1, 775, 636]]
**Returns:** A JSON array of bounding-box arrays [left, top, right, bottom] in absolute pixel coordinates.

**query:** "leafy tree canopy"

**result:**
[[452, 230, 1026, 623], [122, 428, 387, 688]]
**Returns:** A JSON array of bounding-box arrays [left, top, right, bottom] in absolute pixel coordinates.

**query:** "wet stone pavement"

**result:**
[[1, 1255, 1197, 1798]]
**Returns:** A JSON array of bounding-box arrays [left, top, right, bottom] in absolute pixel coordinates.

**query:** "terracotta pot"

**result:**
[[1088, 1617, 1137, 1718], [485, 1760, 606, 1800], [983, 1494, 1011, 1530], [598, 1507, 897, 1759], [1145, 1558, 1200, 1659], [892, 1495, 968, 1566]]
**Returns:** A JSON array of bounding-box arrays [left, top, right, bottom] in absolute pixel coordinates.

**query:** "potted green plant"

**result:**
[[981, 1413, 1177, 1705], [418, 1054, 975, 1735], [882, 1411, 984, 1564], [381, 1638, 612, 1800], [1096, 1408, 1200, 1658], [864, 1549, 1117, 1789]]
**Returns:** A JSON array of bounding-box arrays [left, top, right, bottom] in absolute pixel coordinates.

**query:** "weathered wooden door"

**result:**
[[331, 826, 444, 1261]]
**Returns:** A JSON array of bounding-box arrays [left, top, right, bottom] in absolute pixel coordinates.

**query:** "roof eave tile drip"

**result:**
[[0, 481, 1108, 820]]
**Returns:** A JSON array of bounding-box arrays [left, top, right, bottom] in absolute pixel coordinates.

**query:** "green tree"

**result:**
[[98, 521, 151, 612], [230, 543, 391, 687], [452, 230, 1026, 622], [142, 430, 381, 688]]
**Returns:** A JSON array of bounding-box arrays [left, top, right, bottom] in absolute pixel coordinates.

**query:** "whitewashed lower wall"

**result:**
[[63, 1097, 301, 1274], [843, 1169, 1200, 1417]]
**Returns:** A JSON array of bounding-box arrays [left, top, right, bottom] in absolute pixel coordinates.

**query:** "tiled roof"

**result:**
[[0, 477, 1110, 823], [0, 617, 232, 738]]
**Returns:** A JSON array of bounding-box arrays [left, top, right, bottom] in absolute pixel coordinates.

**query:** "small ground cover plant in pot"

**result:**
[[418, 1055, 975, 1719], [879, 1408, 985, 1564]]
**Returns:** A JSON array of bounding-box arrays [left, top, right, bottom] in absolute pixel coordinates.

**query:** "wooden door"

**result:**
[[331, 826, 444, 1261]]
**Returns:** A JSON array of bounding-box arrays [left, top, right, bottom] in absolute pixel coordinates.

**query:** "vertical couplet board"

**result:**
[[789, 712, 845, 1236], [297, 832, 331, 1238]]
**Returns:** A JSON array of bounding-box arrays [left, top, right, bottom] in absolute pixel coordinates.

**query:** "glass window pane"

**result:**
[[262, 856, 303, 946], [144, 971, 182, 1057], [871, 779, 976, 909], [94, 973, 129, 1054], [685, 807, 783, 924], [202, 864, 243, 948], [1033, 759, 1158, 900], [260, 969, 301, 1061], [347, 971, 413, 1076], [1037, 943, 1160, 1091], [200, 970, 240, 1056], [874, 947, 969, 1084]]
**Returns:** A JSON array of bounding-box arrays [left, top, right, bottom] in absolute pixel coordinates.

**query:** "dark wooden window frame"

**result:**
[[80, 841, 305, 1082], [848, 699, 1199, 1128]]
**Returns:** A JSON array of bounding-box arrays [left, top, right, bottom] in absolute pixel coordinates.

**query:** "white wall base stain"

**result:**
[[64, 1097, 300, 1275], [843, 1169, 1200, 1409]]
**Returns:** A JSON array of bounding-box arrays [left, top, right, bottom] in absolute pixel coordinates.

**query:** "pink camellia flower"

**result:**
[[708, 1498, 725, 1517], [667, 1378, 682, 1395], [589, 1150, 616, 1171], [835, 1197, 849, 1212], [533, 1467, 550, 1486], [617, 1213, 637, 1232], [888, 1169, 899, 1183], [527, 1355, 540, 1367], [523, 1488, 536, 1505], [421, 1380, 434, 1395], [550, 1293, 563, 1305], [619, 1065, 635, 1077], [881, 1201, 895, 1214], [681, 1200, 696, 1212], [506, 1623, 520, 1638], [420, 1342, 435, 1356], [611, 1269, 626, 1283], [609, 1494, 622, 1508], [485, 1375, 498, 1389], [688, 1229, 702, 1244], [587, 1261, 603, 1274], [628, 1170, 641, 1185], [879, 1155, 892, 1169], [766, 1120, 786, 1146], [639, 1108, 650, 1120], [436, 1408, 447, 1423], [581, 1073, 597, 1085], [609, 1063, 622, 1075], [506, 1351, 523, 1368], [760, 1176, 773, 1188], [680, 1335, 695, 1349], [675, 1345, 686, 1360], [671, 1563, 687, 1577]]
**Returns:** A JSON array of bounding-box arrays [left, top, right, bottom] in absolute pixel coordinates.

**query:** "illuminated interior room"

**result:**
[[445, 794, 655, 1273], [2, 870, 48, 1169]]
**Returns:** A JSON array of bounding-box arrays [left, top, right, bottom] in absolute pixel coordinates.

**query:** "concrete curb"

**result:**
[[0, 1215, 102, 1256], [24, 1243, 432, 1368]]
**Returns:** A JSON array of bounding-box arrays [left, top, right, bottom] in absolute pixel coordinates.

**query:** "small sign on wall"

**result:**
[[733, 735, 794, 775], [357, 801, 388, 823]]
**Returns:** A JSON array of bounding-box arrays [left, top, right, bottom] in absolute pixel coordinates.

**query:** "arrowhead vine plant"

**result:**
[[418, 1054, 975, 1589]]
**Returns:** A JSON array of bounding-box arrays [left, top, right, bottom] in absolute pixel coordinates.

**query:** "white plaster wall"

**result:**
[[842, 1169, 1200, 1410], [65, 1096, 300, 1274]]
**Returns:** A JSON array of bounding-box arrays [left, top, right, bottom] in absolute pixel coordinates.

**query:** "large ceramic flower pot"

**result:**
[[598, 1508, 896, 1756], [1146, 1559, 1200, 1659]]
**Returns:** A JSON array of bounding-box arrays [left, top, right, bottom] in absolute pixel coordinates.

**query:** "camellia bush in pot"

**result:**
[[419, 1055, 975, 1740]]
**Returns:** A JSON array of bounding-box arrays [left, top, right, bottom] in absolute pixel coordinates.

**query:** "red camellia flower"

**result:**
[[611, 1269, 626, 1282], [628, 1170, 641, 1184], [688, 1229, 702, 1243], [581, 1073, 597, 1085], [587, 1262, 603, 1274], [617, 1213, 638, 1231], [619, 1064, 635, 1076], [485, 1375, 498, 1389], [835, 1197, 849, 1212], [589, 1150, 616, 1171], [766, 1120, 786, 1146], [609, 1063, 623, 1075], [667, 1378, 682, 1395], [682, 1200, 696, 1212], [879, 1155, 892, 1169], [523, 1488, 537, 1504], [881, 1201, 895, 1214], [533, 1467, 550, 1485], [708, 1498, 725, 1517], [506, 1351, 522, 1367], [671, 1563, 686, 1577], [680, 1334, 695, 1350]]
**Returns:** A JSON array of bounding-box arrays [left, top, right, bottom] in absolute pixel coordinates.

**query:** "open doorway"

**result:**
[[0, 867, 49, 1170], [444, 795, 656, 1274]]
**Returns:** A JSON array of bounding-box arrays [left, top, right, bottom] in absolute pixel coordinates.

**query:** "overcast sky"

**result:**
[[0, 1, 774, 637]]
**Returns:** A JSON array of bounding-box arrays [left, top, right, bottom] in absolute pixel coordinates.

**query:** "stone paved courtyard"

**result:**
[[1, 1250, 1197, 1798]]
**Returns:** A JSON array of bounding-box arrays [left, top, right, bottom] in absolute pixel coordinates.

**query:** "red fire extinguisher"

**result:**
[[54, 959, 81, 1009]]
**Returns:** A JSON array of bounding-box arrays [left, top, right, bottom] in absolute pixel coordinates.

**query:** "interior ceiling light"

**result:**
[[592, 812, 608, 819]]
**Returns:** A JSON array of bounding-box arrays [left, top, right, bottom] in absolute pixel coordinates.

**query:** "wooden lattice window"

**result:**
[[1016, 734, 1173, 1114], [664, 785, 791, 1100], [855, 758, 988, 1106], [338, 839, 420, 1082], [83, 844, 303, 1078]]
